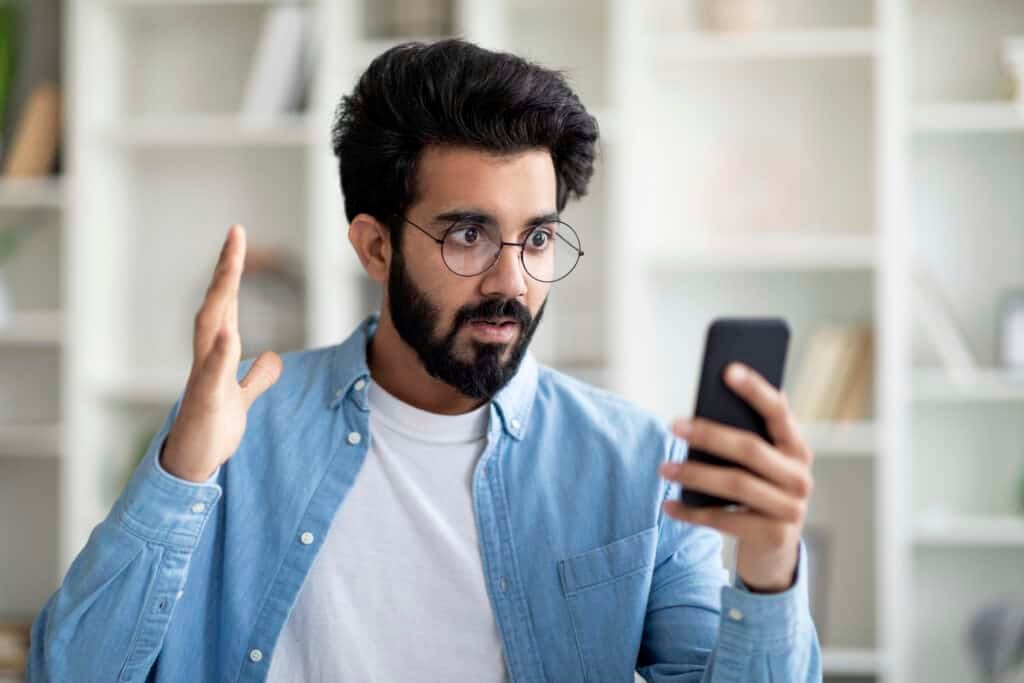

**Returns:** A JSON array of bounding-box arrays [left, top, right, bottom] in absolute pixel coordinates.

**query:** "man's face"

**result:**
[[386, 145, 555, 399]]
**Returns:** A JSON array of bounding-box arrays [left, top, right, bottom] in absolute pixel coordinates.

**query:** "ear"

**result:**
[[348, 213, 392, 283]]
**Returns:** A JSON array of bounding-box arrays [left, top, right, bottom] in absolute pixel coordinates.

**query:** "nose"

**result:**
[[479, 242, 529, 301]]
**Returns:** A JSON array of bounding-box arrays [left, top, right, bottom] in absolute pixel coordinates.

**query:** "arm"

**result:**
[[636, 439, 822, 682], [27, 402, 223, 682]]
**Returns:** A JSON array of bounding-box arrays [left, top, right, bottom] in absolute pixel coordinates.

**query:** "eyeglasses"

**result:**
[[398, 214, 584, 283]]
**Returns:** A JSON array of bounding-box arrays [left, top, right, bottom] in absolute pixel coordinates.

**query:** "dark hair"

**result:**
[[331, 38, 599, 243]]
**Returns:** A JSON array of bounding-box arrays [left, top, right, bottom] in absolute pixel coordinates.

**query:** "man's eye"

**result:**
[[528, 230, 552, 249], [449, 226, 483, 246]]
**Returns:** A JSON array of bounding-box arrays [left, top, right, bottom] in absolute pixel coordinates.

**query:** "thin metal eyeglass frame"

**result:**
[[397, 215, 584, 283]]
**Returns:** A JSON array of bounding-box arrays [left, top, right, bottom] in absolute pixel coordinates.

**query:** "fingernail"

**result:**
[[727, 363, 747, 383]]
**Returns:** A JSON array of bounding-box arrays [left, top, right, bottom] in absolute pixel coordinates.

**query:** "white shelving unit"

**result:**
[[905, 1, 1024, 682], [2, 0, 1021, 680]]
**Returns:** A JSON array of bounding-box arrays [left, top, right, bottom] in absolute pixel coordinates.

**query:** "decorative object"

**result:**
[[802, 524, 831, 642], [966, 597, 1024, 683], [0, 619, 31, 676], [997, 289, 1024, 376], [366, 0, 453, 38], [698, 0, 775, 33], [1003, 36, 1024, 105], [912, 262, 978, 373]]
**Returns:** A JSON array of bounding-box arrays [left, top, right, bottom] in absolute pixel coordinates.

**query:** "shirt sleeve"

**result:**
[[26, 397, 223, 682], [636, 437, 823, 682]]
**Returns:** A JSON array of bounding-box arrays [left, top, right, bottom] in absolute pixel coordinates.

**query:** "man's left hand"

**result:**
[[658, 362, 815, 593]]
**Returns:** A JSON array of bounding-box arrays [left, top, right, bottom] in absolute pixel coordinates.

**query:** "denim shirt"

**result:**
[[29, 313, 822, 682]]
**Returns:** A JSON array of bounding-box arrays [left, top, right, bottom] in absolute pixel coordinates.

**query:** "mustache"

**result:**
[[455, 299, 532, 330]]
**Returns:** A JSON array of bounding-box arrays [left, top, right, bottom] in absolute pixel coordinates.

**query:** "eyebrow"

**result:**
[[431, 209, 560, 231]]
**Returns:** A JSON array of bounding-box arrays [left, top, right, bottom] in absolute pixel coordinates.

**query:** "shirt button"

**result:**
[[510, 418, 521, 430], [347, 431, 362, 445], [299, 531, 314, 545], [728, 607, 744, 621], [249, 649, 263, 662], [335, 388, 343, 398], [190, 502, 206, 514], [354, 379, 366, 391], [499, 576, 508, 592]]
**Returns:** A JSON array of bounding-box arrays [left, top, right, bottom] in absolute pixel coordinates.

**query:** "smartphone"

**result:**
[[679, 317, 790, 508]]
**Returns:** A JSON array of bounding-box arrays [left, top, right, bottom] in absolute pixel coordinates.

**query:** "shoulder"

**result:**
[[534, 363, 677, 456]]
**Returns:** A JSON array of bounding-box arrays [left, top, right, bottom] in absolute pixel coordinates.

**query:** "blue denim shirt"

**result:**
[[29, 313, 821, 682]]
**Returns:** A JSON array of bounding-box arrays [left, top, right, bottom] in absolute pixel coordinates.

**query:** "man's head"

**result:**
[[333, 39, 599, 400]]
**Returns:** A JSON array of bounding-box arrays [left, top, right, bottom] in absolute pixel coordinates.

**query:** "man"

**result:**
[[29, 39, 821, 681]]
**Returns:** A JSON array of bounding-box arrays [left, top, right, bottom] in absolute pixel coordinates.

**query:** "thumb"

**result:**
[[240, 350, 283, 409]]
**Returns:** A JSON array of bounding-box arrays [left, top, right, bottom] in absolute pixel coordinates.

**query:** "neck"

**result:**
[[367, 306, 489, 415]]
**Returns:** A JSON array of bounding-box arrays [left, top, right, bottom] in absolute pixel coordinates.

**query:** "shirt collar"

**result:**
[[328, 311, 538, 441]]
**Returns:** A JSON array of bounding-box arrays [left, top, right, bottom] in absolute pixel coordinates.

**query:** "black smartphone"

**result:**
[[679, 317, 790, 508]]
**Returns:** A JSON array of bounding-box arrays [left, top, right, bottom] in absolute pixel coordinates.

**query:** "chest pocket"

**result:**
[[558, 526, 658, 683]]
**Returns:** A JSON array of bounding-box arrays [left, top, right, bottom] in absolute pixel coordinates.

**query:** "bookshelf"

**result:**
[[906, 1, 1024, 683], [1, 0, 1022, 681]]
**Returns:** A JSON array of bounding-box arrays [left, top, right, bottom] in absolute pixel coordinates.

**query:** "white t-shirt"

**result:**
[[267, 379, 509, 682]]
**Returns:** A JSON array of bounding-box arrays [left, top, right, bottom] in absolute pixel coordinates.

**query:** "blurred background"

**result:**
[[2, 0, 1024, 681]]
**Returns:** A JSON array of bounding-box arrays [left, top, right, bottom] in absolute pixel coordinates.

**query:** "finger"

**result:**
[[240, 350, 283, 410], [661, 461, 805, 524], [663, 500, 793, 547], [200, 324, 241, 385], [193, 224, 246, 363], [670, 417, 813, 498], [723, 363, 810, 462]]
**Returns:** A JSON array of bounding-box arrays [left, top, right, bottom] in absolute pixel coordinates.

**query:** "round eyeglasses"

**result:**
[[399, 215, 584, 283]]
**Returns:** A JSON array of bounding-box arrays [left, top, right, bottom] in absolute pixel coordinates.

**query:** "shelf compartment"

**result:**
[[0, 422, 62, 458], [0, 310, 63, 347], [654, 29, 878, 63], [912, 102, 1024, 134], [648, 232, 877, 272], [915, 514, 1024, 547], [822, 646, 886, 676], [801, 420, 876, 457], [0, 178, 64, 210], [913, 368, 1024, 402], [103, 114, 313, 148]]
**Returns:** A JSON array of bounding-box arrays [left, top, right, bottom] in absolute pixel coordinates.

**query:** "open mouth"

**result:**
[[468, 319, 519, 341]]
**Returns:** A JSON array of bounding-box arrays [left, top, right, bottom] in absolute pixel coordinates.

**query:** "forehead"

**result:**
[[413, 145, 557, 215]]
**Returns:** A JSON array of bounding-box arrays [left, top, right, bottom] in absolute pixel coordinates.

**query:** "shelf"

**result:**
[[0, 310, 63, 347], [912, 102, 1024, 134], [654, 29, 878, 63], [800, 420, 876, 457], [822, 647, 886, 676], [96, 371, 187, 405], [914, 513, 1024, 547], [110, 0, 307, 6], [913, 368, 1024, 403], [104, 114, 313, 149], [0, 422, 62, 458], [0, 177, 64, 210], [649, 232, 877, 272]]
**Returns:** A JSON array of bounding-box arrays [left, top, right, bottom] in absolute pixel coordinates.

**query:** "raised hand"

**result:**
[[159, 224, 283, 483]]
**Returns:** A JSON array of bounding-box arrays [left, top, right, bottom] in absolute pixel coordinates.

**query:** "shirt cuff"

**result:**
[[114, 431, 223, 552], [717, 536, 813, 652]]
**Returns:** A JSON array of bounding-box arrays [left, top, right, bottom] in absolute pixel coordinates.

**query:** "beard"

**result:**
[[386, 245, 546, 400]]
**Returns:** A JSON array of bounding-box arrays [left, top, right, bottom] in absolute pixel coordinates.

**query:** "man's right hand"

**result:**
[[159, 224, 283, 483]]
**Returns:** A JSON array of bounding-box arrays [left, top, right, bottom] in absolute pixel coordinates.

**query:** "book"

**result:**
[[2, 81, 60, 177], [239, 5, 311, 124], [835, 325, 874, 421], [817, 324, 863, 420], [791, 325, 845, 422], [912, 263, 977, 371]]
